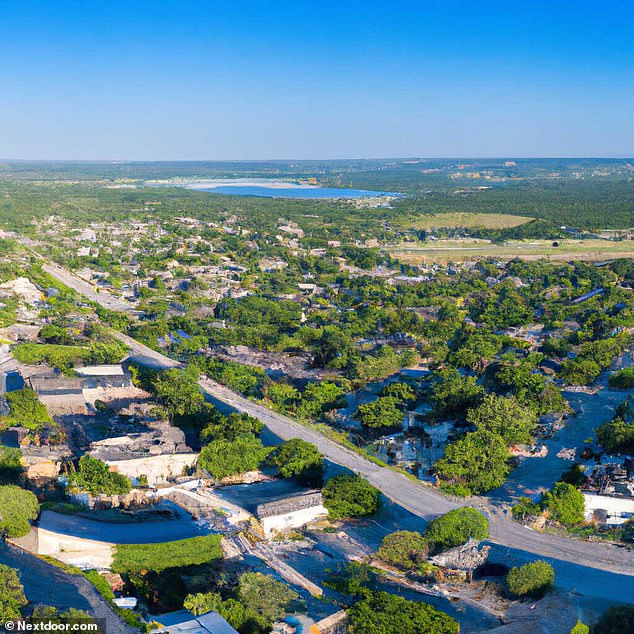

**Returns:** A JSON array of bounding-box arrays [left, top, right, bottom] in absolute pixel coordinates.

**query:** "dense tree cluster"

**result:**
[[322, 474, 380, 519], [506, 560, 555, 598]]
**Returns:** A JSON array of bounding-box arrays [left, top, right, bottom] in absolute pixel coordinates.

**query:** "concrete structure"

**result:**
[[310, 611, 348, 634], [76, 364, 133, 388], [583, 493, 634, 526], [154, 610, 238, 634], [106, 453, 199, 486], [8, 526, 114, 569], [256, 491, 327, 538]]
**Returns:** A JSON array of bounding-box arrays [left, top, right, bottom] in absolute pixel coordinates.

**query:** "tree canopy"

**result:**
[[0, 485, 39, 538], [322, 474, 380, 519], [506, 560, 555, 598], [424, 507, 489, 553]]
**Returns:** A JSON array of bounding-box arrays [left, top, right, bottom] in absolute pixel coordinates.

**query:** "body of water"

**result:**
[[190, 185, 396, 199]]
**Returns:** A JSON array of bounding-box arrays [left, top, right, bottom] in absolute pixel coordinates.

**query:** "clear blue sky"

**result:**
[[1, 0, 633, 160]]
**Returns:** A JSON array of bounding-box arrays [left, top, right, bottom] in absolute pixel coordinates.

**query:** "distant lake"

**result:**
[[185, 182, 398, 199]]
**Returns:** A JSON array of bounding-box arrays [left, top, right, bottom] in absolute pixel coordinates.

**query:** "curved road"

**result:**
[[43, 262, 634, 577]]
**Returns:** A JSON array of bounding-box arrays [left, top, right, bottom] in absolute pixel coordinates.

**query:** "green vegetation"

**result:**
[[375, 530, 430, 571], [0, 445, 23, 484], [435, 430, 510, 496], [594, 605, 634, 634], [347, 591, 459, 634], [542, 482, 585, 526], [0, 485, 39, 537], [608, 368, 634, 389], [268, 438, 324, 486], [198, 435, 270, 480], [353, 396, 404, 430], [68, 455, 132, 496], [1, 388, 53, 432], [0, 564, 27, 620], [322, 474, 380, 519], [424, 507, 489, 553], [237, 572, 303, 621], [112, 534, 223, 573], [506, 560, 555, 598], [570, 620, 590, 634]]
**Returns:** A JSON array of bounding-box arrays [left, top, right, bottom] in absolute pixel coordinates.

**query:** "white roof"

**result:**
[[113, 597, 138, 608], [76, 365, 125, 376]]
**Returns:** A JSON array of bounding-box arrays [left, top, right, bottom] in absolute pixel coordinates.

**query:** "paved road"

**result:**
[[44, 262, 634, 577]]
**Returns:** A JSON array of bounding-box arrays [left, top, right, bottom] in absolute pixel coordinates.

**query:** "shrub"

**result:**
[[542, 482, 585, 526], [424, 507, 489, 553], [237, 572, 303, 621], [322, 474, 380, 519], [506, 560, 555, 598], [376, 530, 429, 570], [0, 485, 39, 537], [198, 435, 270, 480], [0, 564, 27, 620], [268, 438, 323, 486], [608, 368, 634, 389], [68, 456, 131, 496], [347, 591, 459, 634]]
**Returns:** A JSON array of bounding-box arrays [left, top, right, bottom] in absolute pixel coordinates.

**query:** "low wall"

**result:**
[[8, 526, 114, 569]]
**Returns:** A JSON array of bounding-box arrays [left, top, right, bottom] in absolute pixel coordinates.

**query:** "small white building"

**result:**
[[256, 491, 328, 538], [583, 492, 634, 526]]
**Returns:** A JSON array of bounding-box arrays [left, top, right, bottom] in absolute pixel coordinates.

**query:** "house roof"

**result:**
[[256, 491, 323, 519], [154, 610, 238, 634]]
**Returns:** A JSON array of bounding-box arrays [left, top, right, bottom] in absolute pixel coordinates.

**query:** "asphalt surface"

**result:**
[[45, 262, 634, 578]]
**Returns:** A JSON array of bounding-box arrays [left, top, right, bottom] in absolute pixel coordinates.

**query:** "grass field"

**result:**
[[397, 212, 534, 230], [389, 238, 634, 264]]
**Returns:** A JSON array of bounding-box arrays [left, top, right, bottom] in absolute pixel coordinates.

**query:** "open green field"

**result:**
[[397, 212, 534, 230], [389, 238, 634, 264]]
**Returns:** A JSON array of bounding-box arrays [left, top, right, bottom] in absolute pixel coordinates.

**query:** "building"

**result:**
[[583, 492, 634, 526], [256, 491, 328, 537], [154, 610, 238, 634], [75, 365, 133, 389]]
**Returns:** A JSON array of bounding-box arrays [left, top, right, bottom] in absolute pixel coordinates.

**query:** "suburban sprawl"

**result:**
[[0, 158, 634, 634]]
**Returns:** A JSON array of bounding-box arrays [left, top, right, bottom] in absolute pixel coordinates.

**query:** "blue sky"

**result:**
[[1, 0, 633, 159]]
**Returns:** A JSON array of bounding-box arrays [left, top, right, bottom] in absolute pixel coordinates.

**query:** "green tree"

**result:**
[[322, 474, 380, 519], [68, 456, 131, 496], [269, 439, 324, 486], [237, 572, 302, 621], [506, 560, 555, 598], [0, 564, 27, 620], [435, 430, 511, 495], [511, 497, 541, 522], [198, 435, 270, 480], [594, 606, 634, 634], [184, 592, 221, 616], [3, 388, 53, 431], [376, 530, 429, 570], [152, 367, 204, 418], [467, 394, 537, 445], [542, 482, 585, 526], [0, 445, 23, 484], [0, 485, 39, 537], [353, 396, 404, 430], [424, 507, 489, 553], [347, 591, 459, 634]]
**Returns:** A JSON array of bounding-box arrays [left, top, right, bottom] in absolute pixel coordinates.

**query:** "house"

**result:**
[[75, 365, 133, 389], [256, 491, 328, 537], [154, 610, 238, 634], [583, 492, 634, 526]]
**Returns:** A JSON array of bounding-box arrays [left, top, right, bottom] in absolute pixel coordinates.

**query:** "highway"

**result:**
[[43, 261, 634, 577]]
